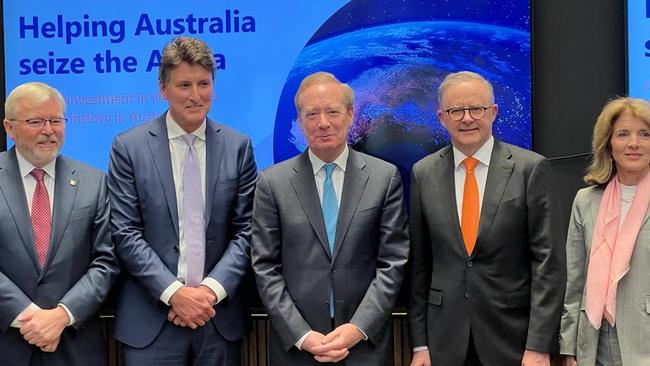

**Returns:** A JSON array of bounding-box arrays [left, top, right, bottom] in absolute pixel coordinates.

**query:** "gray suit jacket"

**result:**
[[559, 186, 650, 365], [108, 114, 257, 347], [0, 148, 119, 366], [251, 148, 409, 365], [408, 140, 566, 366]]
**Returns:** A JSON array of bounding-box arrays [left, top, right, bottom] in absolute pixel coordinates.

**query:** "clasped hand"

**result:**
[[167, 285, 217, 329], [303, 323, 364, 363], [19, 307, 70, 352]]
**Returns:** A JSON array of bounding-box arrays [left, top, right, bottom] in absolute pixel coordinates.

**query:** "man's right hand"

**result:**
[[168, 286, 216, 329], [558, 355, 577, 366], [302, 331, 349, 363], [410, 349, 431, 366]]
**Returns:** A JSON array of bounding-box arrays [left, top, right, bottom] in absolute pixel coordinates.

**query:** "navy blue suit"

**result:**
[[108, 114, 256, 349]]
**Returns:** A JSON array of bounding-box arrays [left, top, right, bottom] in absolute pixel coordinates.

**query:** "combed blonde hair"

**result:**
[[584, 97, 650, 185], [294, 71, 354, 114]]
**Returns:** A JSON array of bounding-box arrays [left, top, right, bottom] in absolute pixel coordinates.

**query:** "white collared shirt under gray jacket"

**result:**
[[560, 185, 650, 365], [251, 146, 410, 366]]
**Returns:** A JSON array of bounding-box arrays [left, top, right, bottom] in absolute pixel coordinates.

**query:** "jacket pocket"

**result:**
[[506, 288, 530, 308], [428, 289, 442, 306]]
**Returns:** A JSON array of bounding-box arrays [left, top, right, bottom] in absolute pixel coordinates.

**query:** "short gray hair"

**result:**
[[5, 82, 66, 118], [438, 71, 494, 105]]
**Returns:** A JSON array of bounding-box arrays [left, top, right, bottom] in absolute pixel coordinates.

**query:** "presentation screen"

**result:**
[[628, 0, 650, 98], [3, 0, 531, 175]]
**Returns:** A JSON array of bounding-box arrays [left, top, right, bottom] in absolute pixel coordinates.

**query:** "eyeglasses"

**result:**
[[8, 118, 67, 129], [443, 106, 492, 121]]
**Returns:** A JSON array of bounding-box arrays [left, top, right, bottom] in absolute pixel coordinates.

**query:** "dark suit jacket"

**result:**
[[108, 114, 257, 347], [252, 148, 409, 365], [0, 148, 119, 366], [407, 140, 566, 366]]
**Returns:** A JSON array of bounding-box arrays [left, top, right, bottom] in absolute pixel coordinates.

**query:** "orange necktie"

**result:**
[[461, 157, 479, 255]]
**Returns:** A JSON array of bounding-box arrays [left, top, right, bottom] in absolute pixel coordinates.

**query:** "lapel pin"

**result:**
[[69, 179, 77, 187]]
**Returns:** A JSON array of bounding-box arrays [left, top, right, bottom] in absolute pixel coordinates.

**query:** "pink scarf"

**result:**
[[585, 172, 650, 329]]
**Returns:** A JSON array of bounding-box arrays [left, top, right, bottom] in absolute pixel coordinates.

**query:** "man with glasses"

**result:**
[[407, 71, 566, 366], [0, 82, 119, 365]]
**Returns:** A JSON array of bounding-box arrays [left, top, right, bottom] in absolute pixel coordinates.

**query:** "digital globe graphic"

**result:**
[[273, 20, 531, 191]]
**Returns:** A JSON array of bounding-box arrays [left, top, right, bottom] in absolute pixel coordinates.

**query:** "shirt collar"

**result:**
[[165, 111, 206, 142], [15, 149, 57, 180], [452, 136, 494, 170], [309, 145, 349, 176]]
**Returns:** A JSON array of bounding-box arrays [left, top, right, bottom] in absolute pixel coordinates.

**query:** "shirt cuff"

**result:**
[[350, 323, 368, 341], [11, 303, 41, 328], [295, 331, 312, 350], [413, 346, 428, 352], [201, 277, 228, 304], [160, 280, 184, 305], [57, 303, 75, 326]]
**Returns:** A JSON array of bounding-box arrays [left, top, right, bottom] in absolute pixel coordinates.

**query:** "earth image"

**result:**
[[273, 20, 531, 189]]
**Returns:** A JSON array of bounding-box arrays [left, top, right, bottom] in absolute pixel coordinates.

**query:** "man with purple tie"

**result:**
[[108, 36, 257, 365]]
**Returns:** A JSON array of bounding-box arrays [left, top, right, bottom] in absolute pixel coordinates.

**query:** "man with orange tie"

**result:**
[[407, 71, 566, 366]]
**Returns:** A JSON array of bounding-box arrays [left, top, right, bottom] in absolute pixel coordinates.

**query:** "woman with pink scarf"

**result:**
[[559, 97, 650, 366]]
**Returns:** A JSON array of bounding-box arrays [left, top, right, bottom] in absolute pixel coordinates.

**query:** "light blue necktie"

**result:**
[[181, 134, 205, 287], [321, 163, 338, 317]]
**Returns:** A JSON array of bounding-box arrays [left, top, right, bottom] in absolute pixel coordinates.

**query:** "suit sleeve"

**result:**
[[407, 166, 433, 348], [0, 271, 33, 330], [524, 158, 567, 352], [59, 173, 119, 327], [559, 191, 587, 356], [107, 135, 178, 299], [251, 171, 312, 350], [206, 137, 257, 297], [349, 166, 410, 344]]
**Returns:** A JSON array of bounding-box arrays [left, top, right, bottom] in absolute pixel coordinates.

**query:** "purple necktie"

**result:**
[[30, 168, 51, 268], [181, 134, 205, 287]]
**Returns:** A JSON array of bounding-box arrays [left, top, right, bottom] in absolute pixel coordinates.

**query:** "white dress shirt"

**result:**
[[12, 151, 75, 327], [159, 112, 227, 306], [452, 136, 494, 221]]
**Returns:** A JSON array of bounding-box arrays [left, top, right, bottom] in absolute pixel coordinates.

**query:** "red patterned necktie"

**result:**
[[30, 168, 51, 268]]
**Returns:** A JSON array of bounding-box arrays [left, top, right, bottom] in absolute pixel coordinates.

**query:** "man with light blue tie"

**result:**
[[251, 71, 410, 365], [108, 36, 257, 365]]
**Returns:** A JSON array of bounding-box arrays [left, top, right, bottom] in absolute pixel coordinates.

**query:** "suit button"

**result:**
[[466, 261, 473, 268], [464, 293, 470, 299], [173, 245, 180, 253]]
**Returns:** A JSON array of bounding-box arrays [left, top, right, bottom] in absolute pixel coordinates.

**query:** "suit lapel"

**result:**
[[437, 147, 466, 255], [290, 152, 331, 259], [0, 148, 40, 270], [332, 149, 369, 263], [147, 116, 179, 238], [476, 141, 514, 255], [46, 156, 78, 274], [204, 120, 225, 227]]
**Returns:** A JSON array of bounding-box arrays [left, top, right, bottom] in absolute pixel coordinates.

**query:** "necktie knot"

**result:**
[[181, 134, 197, 147], [323, 163, 336, 179], [30, 168, 45, 182], [463, 157, 479, 173]]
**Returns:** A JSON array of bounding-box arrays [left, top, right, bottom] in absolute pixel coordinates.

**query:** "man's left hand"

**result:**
[[311, 323, 364, 363], [19, 307, 70, 348], [521, 350, 550, 366]]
